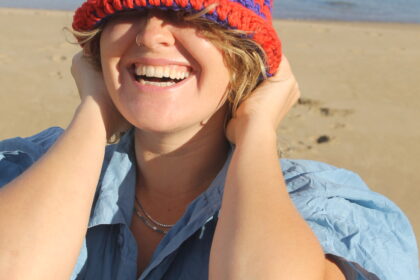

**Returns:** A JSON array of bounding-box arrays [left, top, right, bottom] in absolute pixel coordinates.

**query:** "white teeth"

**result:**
[[135, 64, 191, 80], [139, 79, 176, 87], [169, 68, 177, 79], [154, 66, 163, 78], [146, 66, 155, 77], [163, 67, 170, 78]]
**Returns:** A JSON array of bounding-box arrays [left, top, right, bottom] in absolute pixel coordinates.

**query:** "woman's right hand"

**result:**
[[71, 51, 129, 139]]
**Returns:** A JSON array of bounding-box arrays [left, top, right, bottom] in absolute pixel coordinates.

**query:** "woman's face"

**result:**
[[100, 9, 231, 133]]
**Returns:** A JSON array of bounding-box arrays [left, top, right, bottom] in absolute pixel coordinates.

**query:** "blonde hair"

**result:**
[[70, 8, 268, 118]]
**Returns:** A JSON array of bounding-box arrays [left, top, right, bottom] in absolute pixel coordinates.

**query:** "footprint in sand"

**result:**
[[319, 107, 354, 117], [365, 31, 383, 37], [297, 97, 321, 107], [293, 98, 355, 146], [297, 98, 353, 118], [51, 54, 68, 62], [332, 122, 346, 129], [388, 47, 408, 54], [298, 140, 313, 150], [49, 71, 64, 79], [277, 139, 313, 157]]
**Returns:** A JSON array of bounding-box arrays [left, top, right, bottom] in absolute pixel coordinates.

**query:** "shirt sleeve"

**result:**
[[283, 159, 419, 280], [0, 127, 64, 188]]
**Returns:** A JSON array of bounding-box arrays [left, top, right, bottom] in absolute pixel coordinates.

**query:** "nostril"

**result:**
[[135, 33, 142, 47], [134, 35, 174, 49]]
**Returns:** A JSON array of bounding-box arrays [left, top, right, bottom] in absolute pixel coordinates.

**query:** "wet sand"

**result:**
[[1, 8, 419, 249]]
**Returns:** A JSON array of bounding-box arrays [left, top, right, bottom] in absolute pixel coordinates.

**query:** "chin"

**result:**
[[126, 111, 202, 135]]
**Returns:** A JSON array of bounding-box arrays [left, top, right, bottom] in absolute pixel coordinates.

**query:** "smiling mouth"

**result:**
[[135, 76, 182, 87], [133, 63, 192, 87]]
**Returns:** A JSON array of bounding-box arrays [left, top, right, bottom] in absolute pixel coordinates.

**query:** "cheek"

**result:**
[[100, 25, 136, 98], [198, 49, 230, 106], [100, 22, 136, 55], [101, 58, 121, 105], [179, 36, 230, 100]]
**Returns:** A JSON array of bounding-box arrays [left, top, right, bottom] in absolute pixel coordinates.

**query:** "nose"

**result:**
[[135, 10, 175, 50]]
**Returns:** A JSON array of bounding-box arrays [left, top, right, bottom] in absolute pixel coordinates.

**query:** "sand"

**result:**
[[1, 8, 419, 249]]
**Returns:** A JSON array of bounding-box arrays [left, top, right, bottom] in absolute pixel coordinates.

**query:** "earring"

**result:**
[[135, 33, 142, 47]]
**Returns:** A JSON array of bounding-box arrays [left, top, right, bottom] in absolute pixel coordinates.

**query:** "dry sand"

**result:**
[[1, 8, 419, 249]]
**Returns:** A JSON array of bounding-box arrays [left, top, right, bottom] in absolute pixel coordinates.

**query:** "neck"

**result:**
[[134, 105, 230, 211]]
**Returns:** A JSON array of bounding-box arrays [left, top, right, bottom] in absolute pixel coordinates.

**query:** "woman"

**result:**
[[0, 0, 418, 279]]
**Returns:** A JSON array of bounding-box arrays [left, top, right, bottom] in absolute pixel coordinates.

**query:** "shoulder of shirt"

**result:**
[[280, 158, 369, 193], [280, 158, 419, 280], [0, 127, 65, 187], [0, 127, 64, 158]]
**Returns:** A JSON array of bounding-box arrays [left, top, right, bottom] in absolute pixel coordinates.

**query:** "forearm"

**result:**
[[209, 122, 325, 280], [0, 99, 107, 279]]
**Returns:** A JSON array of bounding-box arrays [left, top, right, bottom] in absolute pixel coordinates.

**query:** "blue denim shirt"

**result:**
[[0, 127, 418, 280]]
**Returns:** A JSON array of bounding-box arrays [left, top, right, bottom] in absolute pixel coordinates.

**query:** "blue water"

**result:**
[[277, 0, 420, 23], [0, 0, 419, 23]]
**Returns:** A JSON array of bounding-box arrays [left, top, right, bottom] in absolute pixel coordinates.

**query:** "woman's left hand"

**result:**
[[226, 56, 300, 144]]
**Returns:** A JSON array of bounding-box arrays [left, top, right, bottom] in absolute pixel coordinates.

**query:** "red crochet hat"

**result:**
[[73, 0, 281, 75]]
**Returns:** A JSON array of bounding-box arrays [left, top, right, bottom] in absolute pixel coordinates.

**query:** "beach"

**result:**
[[1, 7, 419, 250]]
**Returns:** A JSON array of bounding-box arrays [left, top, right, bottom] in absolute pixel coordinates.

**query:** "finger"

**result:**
[[270, 55, 294, 81], [274, 82, 300, 125]]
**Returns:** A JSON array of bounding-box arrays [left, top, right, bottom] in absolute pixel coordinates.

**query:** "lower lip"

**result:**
[[131, 73, 193, 93]]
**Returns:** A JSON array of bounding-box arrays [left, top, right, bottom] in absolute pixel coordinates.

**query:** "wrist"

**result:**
[[79, 97, 124, 141], [74, 98, 108, 142], [232, 118, 277, 148]]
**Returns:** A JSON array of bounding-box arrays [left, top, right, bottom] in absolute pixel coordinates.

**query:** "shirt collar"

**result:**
[[87, 129, 233, 229], [88, 129, 137, 228], [87, 129, 310, 229]]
